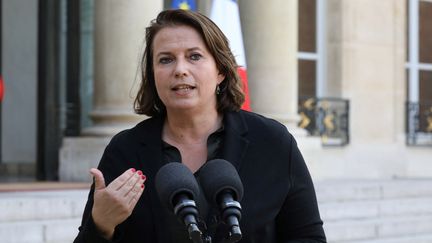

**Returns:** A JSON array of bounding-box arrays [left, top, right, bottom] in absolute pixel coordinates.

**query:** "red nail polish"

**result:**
[[141, 184, 144, 189], [131, 168, 136, 172], [137, 170, 142, 175], [141, 175, 146, 180]]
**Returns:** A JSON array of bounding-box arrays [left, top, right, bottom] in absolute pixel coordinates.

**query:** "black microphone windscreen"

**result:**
[[155, 162, 200, 210], [198, 159, 244, 204]]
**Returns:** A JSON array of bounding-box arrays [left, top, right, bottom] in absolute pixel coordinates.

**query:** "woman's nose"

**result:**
[[174, 59, 188, 78]]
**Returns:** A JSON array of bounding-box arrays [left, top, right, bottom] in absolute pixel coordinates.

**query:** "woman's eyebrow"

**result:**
[[155, 47, 204, 57]]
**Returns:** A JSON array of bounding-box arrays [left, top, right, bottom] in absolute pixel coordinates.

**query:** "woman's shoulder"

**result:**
[[108, 115, 162, 147], [223, 110, 295, 146], [236, 110, 292, 136]]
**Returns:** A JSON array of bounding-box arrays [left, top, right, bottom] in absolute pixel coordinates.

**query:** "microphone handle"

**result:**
[[174, 194, 204, 243], [218, 192, 242, 243], [226, 216, 242, 243], [183, 214, 203, 243]]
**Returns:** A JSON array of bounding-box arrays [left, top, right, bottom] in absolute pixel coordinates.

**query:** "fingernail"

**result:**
[[131, 168, 136, 172], [137, 170, 143, 175], [141, 184, 144, 189], [141, 175, 146, 180]]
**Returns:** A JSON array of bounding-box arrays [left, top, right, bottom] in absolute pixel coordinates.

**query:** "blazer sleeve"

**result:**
[[276, 134, 326, 243], [73, 137, 130, 243]]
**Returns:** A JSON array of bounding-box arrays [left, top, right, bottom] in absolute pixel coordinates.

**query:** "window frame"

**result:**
[[406, 0, 432, 103], [298, 0, 327, 97]]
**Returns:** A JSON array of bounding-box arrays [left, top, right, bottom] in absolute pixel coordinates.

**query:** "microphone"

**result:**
[[155, 162, 204, 243], [198, 159, 244, 243]]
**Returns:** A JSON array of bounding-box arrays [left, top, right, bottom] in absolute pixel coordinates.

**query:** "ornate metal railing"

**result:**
[[298, 97, 350, 146], [406, 101, 432, 146]]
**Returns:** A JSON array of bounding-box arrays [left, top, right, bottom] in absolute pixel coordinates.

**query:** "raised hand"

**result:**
[[90, 168, 146, 240]]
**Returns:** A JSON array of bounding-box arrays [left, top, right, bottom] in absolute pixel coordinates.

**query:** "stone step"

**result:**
[[2, 180, 432, 243], [0, 190, 88, 223], [0, 218, 81, 243], [325, 214, 432, 242], [335, 233, 432, 243], [319, 197, 432, 221], [315, 179, 432, 202]]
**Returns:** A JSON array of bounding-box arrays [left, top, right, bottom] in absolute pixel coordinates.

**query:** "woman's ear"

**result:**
[[217, 73, 225, 84]]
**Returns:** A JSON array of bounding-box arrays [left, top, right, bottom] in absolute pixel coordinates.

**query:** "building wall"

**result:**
[[60, 0, 432, 181], [1, 0, 431, 181], [237, 0, 431, 180]]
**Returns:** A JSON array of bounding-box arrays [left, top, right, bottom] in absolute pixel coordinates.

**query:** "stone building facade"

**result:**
[[1, 0, 431, 182]]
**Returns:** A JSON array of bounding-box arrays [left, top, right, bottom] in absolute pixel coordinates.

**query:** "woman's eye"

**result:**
[[159, 57, 172, 64], [190, 53, 202, 61]]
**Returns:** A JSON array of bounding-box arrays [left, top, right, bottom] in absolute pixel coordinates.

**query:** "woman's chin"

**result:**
[[166, 103, 198, 112]]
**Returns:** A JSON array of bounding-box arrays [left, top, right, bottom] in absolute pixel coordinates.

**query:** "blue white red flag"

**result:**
[[210, 0, 251, 111]]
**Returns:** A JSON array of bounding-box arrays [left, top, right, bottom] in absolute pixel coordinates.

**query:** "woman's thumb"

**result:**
[[90, 168, 106, 190]]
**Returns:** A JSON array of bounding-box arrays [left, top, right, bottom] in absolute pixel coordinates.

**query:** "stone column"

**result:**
[[238, 0, 299, 128], [60, 1, 163, 181], [84, 0, 162, 136], [327, 0, 406, 144]]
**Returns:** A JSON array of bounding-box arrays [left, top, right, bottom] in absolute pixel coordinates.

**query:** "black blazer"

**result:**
[[74, 110, 326, 243]]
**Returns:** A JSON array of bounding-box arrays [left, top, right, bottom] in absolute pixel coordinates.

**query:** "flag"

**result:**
[[211, 0, 251, 111], [171, 0, 197, 11], [0, 76, 4, 102]]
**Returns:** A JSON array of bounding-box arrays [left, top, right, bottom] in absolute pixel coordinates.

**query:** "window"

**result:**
[[406, 0, 432, 145], [407, 0, 432, 103], [298, 0, 326, 98]]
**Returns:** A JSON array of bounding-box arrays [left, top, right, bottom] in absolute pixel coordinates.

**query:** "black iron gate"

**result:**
[[298, 97, 350, 146]]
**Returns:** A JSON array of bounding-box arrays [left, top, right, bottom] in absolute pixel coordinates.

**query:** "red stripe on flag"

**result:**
[[0, 76, 4, 102], [237, 67, 251, 111]]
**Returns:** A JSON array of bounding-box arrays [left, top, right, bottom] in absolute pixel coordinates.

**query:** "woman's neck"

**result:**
[[163, 109, 223, 145]]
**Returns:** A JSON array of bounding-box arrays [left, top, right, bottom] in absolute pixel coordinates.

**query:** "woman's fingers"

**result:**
[[90, 168, 106, 190], [118, 170, 145, 196], [128, 176, 146, 209], [95, 168, 146, 212], [118, 171, 139, 196], [108, 168, 136, 191], [91, 168, 146, 239]]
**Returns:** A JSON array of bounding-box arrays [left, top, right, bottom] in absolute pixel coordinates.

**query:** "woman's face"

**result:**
[[152, 25, 225, 114]]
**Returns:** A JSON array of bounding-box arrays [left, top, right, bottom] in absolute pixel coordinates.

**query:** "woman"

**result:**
[[74, 9, 326, 243]]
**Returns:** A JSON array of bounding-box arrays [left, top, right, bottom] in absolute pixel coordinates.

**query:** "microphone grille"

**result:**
[[155, 162, 200, 210], [199, 159, 244, 204]]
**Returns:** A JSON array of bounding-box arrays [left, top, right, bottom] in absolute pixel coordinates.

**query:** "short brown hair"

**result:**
[[134, 9, 245, 116]]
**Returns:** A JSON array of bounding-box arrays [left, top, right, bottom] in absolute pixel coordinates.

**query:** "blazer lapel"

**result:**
[[135, 115, 168, 183], [135, 115, 173, 242], [222, 111, 249, 171]]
